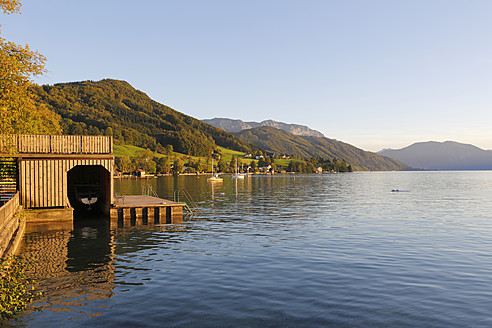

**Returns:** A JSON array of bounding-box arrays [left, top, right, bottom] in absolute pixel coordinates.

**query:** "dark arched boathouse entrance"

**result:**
[[67, 164, 112, 215]]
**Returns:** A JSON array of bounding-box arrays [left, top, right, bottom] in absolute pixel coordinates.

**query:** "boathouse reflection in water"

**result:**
[[19, 218, 116, 313], [18, 215, 185, 317], [66, 219, 113, 272]]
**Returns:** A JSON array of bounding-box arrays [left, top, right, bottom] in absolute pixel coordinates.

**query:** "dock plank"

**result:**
[[113, 195, 183, 207], [110, 195, 185, 228]]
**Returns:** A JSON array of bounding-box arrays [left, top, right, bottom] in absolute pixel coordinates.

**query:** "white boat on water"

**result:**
[[207, 174, 223, 182], [232, 158, 245, 179], [207, 158, 223, 182]]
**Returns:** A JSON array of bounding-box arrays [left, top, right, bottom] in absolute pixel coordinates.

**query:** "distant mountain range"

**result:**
[[378, 141, 492, 170], [202, 118, 325, 137], [234, 126, 409, 171]]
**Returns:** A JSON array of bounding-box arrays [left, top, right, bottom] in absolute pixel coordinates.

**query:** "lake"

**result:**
[[10, 171, 492, 327]]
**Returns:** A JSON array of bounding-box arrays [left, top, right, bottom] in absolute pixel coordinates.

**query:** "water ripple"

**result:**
[[13, 172, 492, 327]]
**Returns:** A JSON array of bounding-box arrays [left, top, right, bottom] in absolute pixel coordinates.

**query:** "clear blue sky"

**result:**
[[4, 0, 492, 151]]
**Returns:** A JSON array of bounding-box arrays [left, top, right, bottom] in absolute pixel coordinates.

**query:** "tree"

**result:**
[[136, 148, 153, 161], [1, 0, 21, 14], [0, 0, 61, 136], [229, 155, 236, 171], [115, 155, 132, 173], [172, 159, 183, 175], [189, 160, 202, 173], [237, 157, 243, 169], [217, 158, 228, 173], [104, 127, 113, 137], [250, 160, 257, 172], [122, 130, 133, 144], [165, 144, 173, 155], [145, 159, 157, 174], [155, 157, 170, 174], [337, 160, 349, 173]]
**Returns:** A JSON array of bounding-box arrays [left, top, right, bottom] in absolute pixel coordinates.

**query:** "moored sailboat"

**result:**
[[207, 158, 223, 182], [232, 158, 245, 179]]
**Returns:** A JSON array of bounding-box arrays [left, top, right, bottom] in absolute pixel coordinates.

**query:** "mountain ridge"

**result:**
[[378, 141, 492, 170], [234, 126, 409, 171], [202, 117, 325, 137]]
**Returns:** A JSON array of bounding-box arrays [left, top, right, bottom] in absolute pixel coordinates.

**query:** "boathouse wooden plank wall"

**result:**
[[0, 135, 112, 154], [18, 158, 113, 208], [0, 135, 114, 211]]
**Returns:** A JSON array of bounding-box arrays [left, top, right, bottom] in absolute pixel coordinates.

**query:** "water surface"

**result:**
[[11, 171, 492, 327]]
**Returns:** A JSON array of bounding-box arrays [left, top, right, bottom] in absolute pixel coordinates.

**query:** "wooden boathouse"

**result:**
[[0, 134, 185, 256], [0, 134, 114, 216], [0, 134, 184, 222]]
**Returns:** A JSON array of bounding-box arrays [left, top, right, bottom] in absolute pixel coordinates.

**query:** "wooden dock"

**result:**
[[110, 195, 185, 228]]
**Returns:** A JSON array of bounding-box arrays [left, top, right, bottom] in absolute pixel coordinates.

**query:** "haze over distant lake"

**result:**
[[15, 172, 492, 327]]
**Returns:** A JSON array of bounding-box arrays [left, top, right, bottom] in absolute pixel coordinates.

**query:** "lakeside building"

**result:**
[[0, 134, 114, 216], [0, 134, 185, 257]]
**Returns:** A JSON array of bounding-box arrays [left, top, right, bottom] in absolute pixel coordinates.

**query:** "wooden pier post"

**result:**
[[109, 195, 185, 229]]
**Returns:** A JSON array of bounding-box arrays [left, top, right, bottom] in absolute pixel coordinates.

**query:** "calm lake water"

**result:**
[[10, 171, 492, 327]]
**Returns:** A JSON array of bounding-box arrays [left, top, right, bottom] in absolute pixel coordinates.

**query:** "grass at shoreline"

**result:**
[[114, 145, 253, 164], [113, 144, 295, 170]]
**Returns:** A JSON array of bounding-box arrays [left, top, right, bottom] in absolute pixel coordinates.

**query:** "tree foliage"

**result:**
[[155, 157, 170, 174], [0, 0, 61, 135], [250, 160, 257, 172], [0, 255, 42, 321], [1, 0, 21, 14], [287, 157, 353, 173], [172, 159, 184, 175], [115, 155, 132, 173]]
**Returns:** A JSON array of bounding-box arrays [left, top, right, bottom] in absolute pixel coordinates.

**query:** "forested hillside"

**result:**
[[235, 126, 409, 171], [30, 79, 256, 156]]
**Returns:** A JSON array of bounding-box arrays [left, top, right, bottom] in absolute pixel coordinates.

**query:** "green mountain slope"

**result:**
[[235, 126, 409, 171], [30, 79, 255, 156]]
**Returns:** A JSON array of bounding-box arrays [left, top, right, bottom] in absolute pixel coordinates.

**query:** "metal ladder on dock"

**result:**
[[174, 189, 201, 216], [141, 184, 159, 197]]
